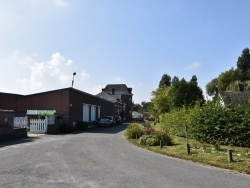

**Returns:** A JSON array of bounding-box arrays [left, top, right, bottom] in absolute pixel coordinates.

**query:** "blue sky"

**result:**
[[1, 0, 250, 103]]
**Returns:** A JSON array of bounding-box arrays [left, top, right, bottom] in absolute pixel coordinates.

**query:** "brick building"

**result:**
[[0, 85, 133, 124], [96, 84, 133, 120]]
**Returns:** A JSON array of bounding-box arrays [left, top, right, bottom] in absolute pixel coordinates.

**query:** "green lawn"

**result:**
[[127, 134, 250, 175]]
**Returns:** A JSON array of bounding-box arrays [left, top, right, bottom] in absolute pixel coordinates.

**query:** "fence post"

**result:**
[[187, 143, 190, 155], [45, 116, 48, 133], [228, 149, 233, 162]]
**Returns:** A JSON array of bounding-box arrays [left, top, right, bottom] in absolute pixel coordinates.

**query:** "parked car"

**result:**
[[114, 116, 122, 125], [105, 116, 116, 126], [98, 118, 111, 127], [98, 116, 116, 127]]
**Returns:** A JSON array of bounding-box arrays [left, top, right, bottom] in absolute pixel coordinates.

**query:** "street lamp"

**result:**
[[72, 72, 76, 88]]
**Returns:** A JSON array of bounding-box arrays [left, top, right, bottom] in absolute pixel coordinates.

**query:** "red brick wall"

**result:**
[[121, 95, 133, 119]]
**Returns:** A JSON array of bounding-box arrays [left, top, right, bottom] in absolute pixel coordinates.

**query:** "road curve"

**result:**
[[0, 124, 249, 188]]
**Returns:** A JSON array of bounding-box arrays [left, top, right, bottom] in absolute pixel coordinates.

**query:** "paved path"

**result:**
[[0, 124, 249, 188]]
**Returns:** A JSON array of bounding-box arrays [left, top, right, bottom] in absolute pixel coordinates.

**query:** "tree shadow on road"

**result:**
[[0, 136, 41, 148], [85, 123, 128, 134]]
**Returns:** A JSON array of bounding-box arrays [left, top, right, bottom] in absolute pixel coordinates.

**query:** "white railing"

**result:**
[[14, 117, 28, 129], [30, 116, 55, 133]]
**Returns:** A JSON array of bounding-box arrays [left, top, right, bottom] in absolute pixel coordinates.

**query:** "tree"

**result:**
[[218, 68, 237, 93], [237, 48, 250, 81], [206, 78, 218, 96], [169, 76, 204, 108], [141, 101, 150, 112], [132, 103, 142, 112], [190, 75, 198, 86], [172, 76, 179, 85], [150, 87, 172, 119], [159, 74, 171, 88]]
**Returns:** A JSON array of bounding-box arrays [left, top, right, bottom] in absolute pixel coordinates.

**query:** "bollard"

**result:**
[[228, 149, 233, 162], [136, 134, 138, 140], [160, 140, 163, 148], [187, 143, 190, 155]]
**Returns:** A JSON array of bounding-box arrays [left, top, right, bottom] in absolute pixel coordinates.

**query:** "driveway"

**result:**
[[0, 124, 249, 188]]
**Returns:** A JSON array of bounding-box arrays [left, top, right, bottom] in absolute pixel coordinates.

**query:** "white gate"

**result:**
[[30, 116, 55, 133]]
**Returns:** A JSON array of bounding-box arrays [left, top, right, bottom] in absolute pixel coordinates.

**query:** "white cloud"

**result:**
[[80, 70, 90, 81], [52, 0, 69, 7], [90, 84, 104, 95], [186, 62, 201, 70], [0, 52, 90, 95]]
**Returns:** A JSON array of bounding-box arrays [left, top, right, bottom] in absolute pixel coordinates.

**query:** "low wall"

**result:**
[[0, 125, 27, 140], [47, 124, 60, 134]]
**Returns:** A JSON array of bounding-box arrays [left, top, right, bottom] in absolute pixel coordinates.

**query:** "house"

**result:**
[[96, 84, 133, 120], [220, 91, 250, 106]]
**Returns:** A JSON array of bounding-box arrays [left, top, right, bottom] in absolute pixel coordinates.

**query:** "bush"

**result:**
[[138, 135, 151, 145], [124, 123, 145, 139], [190, 101, 250, 147], [59, 123, 77, 133], [146, 116, 155, 122], [76, 121, 89, 130], [138, 131, 172, 146]]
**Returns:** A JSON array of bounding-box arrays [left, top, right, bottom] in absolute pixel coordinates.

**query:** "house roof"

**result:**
[[96, 91, 121, 103], [102, 84, 132, 95], [220, 91, 250, 105]]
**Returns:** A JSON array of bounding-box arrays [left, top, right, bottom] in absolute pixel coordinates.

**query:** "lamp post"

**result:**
[[72, 72, 76, 88]]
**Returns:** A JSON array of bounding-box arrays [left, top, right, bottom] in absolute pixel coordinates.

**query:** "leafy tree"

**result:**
[[206, 48, 250, 95], [237, 48, 250, 81], [169, 76, 204, 108], [132, 103, 142, 112], [150, 87, 172, 119], [172, 76, 179, 85], [206, 78, 218, 96], [226, 80, 241, 92], [159, 73, 171, 88], [141, 101, 151, 112], [218, 68, 237, 93], [190, 75, 198, 86]]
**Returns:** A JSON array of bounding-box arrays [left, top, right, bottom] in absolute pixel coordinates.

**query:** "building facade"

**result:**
[[0, 84, 133, 123], [96, 84, 133, 120]]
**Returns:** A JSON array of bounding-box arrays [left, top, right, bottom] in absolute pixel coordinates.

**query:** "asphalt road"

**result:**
[[0, 124, 250, 188]]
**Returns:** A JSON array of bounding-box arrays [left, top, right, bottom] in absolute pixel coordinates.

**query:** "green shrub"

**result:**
[[124, 123, 145, 139], [138, 131, 172, 146], [76, 121, 89, 130], [153, 131, 173, 146], [143, 122, 156, 135], [138, 135, 151, 145]]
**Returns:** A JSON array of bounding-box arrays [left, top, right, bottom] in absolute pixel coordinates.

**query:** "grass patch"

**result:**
[[127, 135, 250, 175]]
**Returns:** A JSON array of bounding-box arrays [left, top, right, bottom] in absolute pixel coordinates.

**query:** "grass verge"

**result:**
[[127, 135, 250, 175]]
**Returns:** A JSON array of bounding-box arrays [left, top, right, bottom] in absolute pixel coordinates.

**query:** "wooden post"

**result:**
[[187, 143, 190, 155], [185, 125, 190, 154], [136, 134, 138, 139], [228, 149, 233, 162], [160, 140, 163, 148]]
